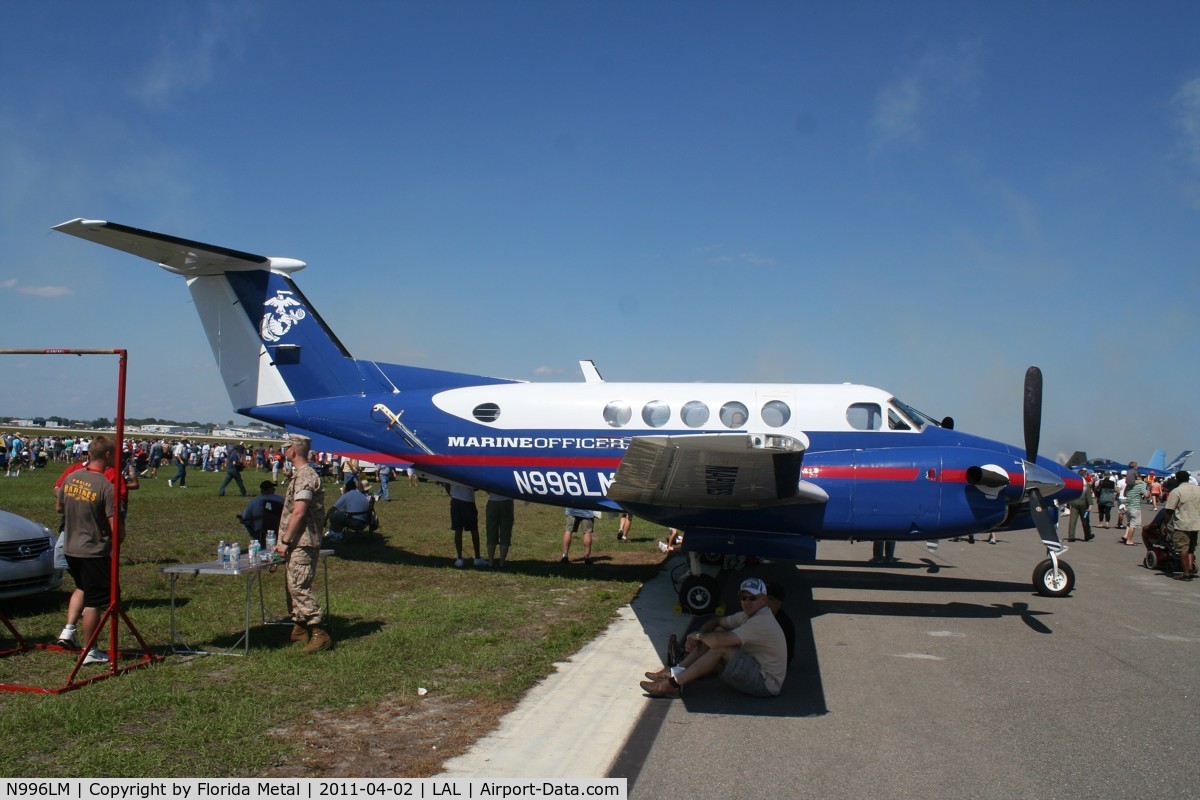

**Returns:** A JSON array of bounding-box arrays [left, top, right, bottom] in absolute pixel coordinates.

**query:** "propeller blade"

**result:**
[[1023, 366, 1042, 463], [1027, 488, 1063, 552]]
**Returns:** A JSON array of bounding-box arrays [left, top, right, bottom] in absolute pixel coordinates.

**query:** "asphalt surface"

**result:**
[[443, 523, 1200, 799]]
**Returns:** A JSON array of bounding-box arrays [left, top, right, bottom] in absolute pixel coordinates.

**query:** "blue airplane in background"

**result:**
[[53, 218, 1086, 610], [1065, 449, 1193, 478]]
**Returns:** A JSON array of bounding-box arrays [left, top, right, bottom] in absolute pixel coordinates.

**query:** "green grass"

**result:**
[[0, 465, 667, 777]]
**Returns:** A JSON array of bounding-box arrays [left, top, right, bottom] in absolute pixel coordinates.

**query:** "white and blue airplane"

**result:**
[[54, 218, 1085, 610], [1066, 449, 1193, 479]]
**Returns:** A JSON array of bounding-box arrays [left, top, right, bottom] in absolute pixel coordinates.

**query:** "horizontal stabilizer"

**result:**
[[52, 219, 305, 276], [607, 432, 826, 509]]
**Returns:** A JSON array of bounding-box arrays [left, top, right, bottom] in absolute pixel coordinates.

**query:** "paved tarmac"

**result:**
[[443, 524, 1200, 800]]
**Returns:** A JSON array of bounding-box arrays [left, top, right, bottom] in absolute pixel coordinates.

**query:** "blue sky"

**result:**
[[1, 1, 1197, 463]]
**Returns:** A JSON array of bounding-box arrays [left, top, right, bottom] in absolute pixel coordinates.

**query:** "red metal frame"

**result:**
[[0, 349, 162, 693]]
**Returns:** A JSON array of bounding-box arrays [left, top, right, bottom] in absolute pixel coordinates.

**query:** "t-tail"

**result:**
[[52, 219, 502, 417]]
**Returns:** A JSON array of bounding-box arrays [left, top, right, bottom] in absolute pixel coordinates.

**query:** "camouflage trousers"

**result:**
[[287, 545, 323, 626]]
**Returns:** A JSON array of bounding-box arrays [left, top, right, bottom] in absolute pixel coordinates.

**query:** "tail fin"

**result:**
[[1065, 451, 1087, 468], [53, 219, 387, 410], [1144, 448, 1168, 473], [1165, 450, 1193, 473]]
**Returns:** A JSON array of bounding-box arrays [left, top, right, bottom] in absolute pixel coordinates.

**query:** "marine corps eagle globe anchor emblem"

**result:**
[[260, 290, 307, 342]]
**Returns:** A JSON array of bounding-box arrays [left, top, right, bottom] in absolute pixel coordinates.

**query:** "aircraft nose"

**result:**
[[1023, 460, 1065, 497]]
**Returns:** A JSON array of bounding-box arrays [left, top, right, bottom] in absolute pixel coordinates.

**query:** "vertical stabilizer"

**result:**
[[53, 218, 387, 410]]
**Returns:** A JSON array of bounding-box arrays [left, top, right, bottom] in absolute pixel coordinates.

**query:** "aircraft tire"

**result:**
[[1033, 558, 1075, 597], [680, 574, 721, 615], [1143, 550, 1159, 570]]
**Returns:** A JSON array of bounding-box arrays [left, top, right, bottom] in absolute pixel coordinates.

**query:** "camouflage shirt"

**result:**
[[280, 462, 325, 548]]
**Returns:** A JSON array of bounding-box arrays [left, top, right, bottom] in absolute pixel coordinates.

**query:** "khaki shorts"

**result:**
[[1171, 529, 1198, 554], [566, 516, 594, 534]]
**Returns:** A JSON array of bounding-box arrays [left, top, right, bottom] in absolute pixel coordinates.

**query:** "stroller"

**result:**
[[1141, 509, 1197, 575]]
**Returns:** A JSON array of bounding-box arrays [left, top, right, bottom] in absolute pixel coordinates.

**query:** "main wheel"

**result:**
[[1144, 550, 1159, 570], [1033, 558, 1075, 597], [679, 574, 721, 615]]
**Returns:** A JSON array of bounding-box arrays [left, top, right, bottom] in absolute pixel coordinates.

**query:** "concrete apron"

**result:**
[[438, 559, 682, 779]]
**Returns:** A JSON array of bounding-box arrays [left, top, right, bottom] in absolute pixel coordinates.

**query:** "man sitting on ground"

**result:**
[[325, 479, 378, 540], [641, 577, 787, 699]]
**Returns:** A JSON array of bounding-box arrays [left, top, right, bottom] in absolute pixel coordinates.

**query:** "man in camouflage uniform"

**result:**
[[273, 435, 333, 653]]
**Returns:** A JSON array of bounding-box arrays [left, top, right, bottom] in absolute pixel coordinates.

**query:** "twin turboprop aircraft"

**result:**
[[54, 218, 1085, 610]]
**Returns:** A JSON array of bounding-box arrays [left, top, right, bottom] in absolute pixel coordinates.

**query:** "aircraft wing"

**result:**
[[606, 432, 827, 509], [52, 218, 305, 276]]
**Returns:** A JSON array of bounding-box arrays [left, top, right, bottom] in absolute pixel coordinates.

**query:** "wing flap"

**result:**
[[607, 432, 827, 509]]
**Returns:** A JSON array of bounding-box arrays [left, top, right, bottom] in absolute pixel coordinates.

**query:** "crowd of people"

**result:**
[[1071, 463, 1200, 579]]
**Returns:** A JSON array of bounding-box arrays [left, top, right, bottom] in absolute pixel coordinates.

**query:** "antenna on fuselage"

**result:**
[[579, 360, 604, 383]]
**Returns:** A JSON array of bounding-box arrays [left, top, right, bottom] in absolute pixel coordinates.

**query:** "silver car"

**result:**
[[0, 509, 63, 599]]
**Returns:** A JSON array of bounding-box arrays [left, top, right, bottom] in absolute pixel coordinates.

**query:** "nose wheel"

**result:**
[[1033, 550, 1074, 597]]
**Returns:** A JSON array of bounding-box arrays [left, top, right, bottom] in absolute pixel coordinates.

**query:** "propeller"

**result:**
[[1023, 366, 1042, 463], [1021, 366, 1062, 551]]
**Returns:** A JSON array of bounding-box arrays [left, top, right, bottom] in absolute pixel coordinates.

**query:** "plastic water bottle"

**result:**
[[218, 540, 227, 565], [230, 541, 241, 570], [265, 530, 277, 551], [249, 539, 261, 566], [222, 542, 232, 569]]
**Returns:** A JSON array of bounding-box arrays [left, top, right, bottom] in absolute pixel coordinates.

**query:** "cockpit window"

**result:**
[[887, 408, 911, 431], [847, 403, 882, 431], [889, 398, 929, 431]]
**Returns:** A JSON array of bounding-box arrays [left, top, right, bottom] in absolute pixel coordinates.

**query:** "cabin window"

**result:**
[[603, 401, 632, 428], [847, 402, 881, 431], [719, 401, 750, 428], [642, 401, 671, 428], [681, 401, 710, 428], [472, 403, 501, 423], [761, 400, 791, 428], [887, 408, 911, 431]]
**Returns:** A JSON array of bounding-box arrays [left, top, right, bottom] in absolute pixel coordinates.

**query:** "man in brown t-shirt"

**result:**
[[56, 437, 117, 665]]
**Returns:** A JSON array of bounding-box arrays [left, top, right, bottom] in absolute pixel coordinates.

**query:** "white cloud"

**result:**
[[1170, 75, 1200, 209], [532, 365, 564, 376], [128, 3, 261, 110], [871, 39, 981, 150], [710, 252, 779, 267], [19, 285, 72, 297], [1173, 75, 1200, 169], [0, 278, 71, 297]]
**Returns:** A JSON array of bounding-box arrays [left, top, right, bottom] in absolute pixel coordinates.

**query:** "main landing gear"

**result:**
[[672, 552, 729, 615]]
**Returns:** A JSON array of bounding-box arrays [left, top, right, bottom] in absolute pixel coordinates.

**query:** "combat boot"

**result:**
[[290, 624, 310, 644], [303, 626, 333, 654]]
